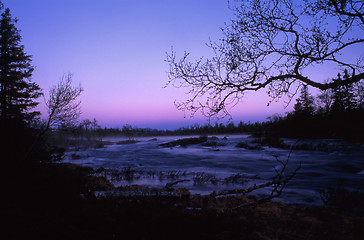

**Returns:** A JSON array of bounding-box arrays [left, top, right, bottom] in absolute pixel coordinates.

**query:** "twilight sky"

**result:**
[[5, 0, 295, 129]]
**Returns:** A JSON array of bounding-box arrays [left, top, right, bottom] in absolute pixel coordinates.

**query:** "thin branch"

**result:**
[[215, 149, 301, 209], [165, 0, 364, 119]]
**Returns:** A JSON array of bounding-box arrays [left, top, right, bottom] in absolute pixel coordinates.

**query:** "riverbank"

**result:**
[[4, 162, 364, 239]]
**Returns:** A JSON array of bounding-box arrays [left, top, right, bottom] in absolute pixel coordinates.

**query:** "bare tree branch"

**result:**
[[44, 73, 83, 131], [166, 0, 364, 119], [25, 73, 82, 161]]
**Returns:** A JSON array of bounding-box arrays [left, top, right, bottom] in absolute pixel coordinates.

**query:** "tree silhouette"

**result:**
[[0, 5, 44, 166], [331, 70, 356, 114], [44, 73, 83, 132], [0, 7, 42, 127], [166, 0, 364, 119], [293, 85, 315, 117]]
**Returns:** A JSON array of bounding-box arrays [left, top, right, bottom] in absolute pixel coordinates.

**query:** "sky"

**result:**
[[4, 0, 295, 129]]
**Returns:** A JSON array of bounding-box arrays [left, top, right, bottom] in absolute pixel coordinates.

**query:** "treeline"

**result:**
[[171, 71, 364, 141], [68, 71, 363, 141], [50, 121, 171, 139], [273, 71, 364, 141], [52, 119, 259, 139]]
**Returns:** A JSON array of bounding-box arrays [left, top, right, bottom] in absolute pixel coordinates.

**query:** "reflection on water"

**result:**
[[64, 135, 364, 206]]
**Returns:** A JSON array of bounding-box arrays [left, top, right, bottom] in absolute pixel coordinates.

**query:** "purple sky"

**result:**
[[5, 0, 294, 129]]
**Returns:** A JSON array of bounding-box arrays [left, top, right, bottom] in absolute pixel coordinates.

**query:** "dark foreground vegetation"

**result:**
[[4, 163, 364, 240]]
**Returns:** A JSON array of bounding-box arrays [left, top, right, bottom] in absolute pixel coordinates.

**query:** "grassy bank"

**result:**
[[4, 163, 364, 240]]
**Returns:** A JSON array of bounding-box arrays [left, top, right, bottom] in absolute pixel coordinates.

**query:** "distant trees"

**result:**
[[283, 73, 364, 139], [316, 70, 364, 115], [158, 74, 364, 140], [77, 118, 100, 140], [330, 70, 357, 114], [293, 85, 315, 118], [166, 0, 364, 119], [121, 124, 135, 140]]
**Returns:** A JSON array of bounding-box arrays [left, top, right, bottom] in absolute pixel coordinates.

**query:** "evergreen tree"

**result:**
[[330, 70, 356, 114], [317, 88, 334, 115], [0, 6, 44, 166], [293, 85, 315, 117], [353, 81, 364, 109], [0, 7, 42, 127]]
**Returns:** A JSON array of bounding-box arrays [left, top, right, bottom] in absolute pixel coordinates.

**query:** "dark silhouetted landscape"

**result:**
[[2, 0, 364, 239]]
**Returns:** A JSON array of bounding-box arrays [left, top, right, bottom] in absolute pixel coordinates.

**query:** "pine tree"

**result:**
[[293, 85, 315, 117], [331, 70, 356, 114], [0, 6, 44, 166], [0, 8, 42, 128]]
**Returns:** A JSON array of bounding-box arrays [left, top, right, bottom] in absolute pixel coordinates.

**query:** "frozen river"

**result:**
[[64, 135, 364, 206]]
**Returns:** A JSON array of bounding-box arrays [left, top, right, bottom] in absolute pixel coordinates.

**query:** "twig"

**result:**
[[165, 179, 191, 189], [214, 148, 301, 209]]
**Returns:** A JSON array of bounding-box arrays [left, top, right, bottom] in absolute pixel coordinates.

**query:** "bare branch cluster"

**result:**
[[166, 0, 364, 119], [45, 73, 83, 130], [311, 0, 364, 25]]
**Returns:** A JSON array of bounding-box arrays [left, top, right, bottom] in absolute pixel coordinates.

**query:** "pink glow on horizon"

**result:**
[[6, 0, 297, 129]]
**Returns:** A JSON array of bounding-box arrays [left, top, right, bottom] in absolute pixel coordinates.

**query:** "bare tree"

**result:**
[[313, 0, 364, 24], [25, 73, 82, 160], [166, 0, 364, 119], [44, 73, 83, 132]]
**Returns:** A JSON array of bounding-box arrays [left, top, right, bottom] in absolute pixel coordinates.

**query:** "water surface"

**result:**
[[64, 135, 364, 206]]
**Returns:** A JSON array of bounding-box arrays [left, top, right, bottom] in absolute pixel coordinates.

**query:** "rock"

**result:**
[[159, 136, 208, 148], [117, 140, 140, 144]]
